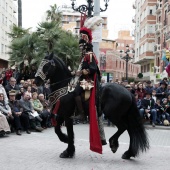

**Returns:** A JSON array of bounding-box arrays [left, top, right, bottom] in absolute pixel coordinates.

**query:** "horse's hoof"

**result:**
[[122, 151, 135, 160], [101, 140, 107, 146], [111, 146, 118, 153], [59, 150, 75, 158]]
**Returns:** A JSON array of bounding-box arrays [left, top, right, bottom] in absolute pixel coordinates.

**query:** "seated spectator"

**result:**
[[154, 99, 163, 125], [140, 91, 157, 127], [134, 93, 141, 110], [0, 84, 9, 105], [156, 80, 168, 101], [0, 111, 11, 136], [135, 83, 146, 100], [9, 90, 31, 135], [17, 87, 25, 100], [27, 79, 32, 86], [38, 93, 51, 127], [25, 86, 32, 99], [152, 89, 157, 102], [0, 93, 14, 128], [23, 81, 29, 92], [161, 98, 170, 121], [5, 77, 20, 97], [19, 92, 43, 132], [145, 81, 154, 94], [31, 92, 50, 128], [31, 81, 43, 94], [19, 80, 25, 88]]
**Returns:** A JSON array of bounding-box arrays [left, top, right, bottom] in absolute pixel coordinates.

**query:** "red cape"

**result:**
[[89, 73, 102, 154]]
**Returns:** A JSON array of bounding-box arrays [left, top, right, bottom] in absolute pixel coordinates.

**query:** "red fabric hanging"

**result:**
[[51, 100, 60, 126], [89, 73, 102, 154]]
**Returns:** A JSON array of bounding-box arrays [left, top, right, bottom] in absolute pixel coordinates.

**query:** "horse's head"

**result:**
[[34, 52, 57, 86]]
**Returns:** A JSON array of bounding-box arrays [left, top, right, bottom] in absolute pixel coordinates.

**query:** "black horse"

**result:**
[[34, 52, 149, 159]]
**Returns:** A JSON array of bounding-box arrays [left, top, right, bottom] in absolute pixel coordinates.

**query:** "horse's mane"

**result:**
[[53, 54, 72, 77]]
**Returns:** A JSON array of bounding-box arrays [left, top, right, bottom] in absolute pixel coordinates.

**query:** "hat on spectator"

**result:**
[[146, 80, 151, 84], [125, 84, 131, 88], [9, 90, 16, 96]]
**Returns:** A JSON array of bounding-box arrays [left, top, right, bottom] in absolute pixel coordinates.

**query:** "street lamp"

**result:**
[[71, 0, 109, 18], [120, 44, 135, 81]]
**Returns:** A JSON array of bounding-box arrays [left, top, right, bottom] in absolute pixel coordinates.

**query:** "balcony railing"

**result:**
[[132, 17, 136, 23], [166, 31, 170, 41], [153, 44, 161, 54], [155, 23, 162, 34], [156, 3, 162, 14], [168, 4, 170, 14], [164, 18, 167, 26], [132, 3, 136, 9]]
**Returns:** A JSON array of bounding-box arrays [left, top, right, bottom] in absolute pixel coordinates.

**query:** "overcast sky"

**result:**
[[21, 0, 134, 39]]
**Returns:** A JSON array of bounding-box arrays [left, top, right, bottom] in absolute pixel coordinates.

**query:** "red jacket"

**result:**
[[135, 89, 146, 100], [5, 70, 13, 81]]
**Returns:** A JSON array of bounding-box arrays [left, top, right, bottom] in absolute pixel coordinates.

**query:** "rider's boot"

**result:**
[[71, 96, 86, 121]]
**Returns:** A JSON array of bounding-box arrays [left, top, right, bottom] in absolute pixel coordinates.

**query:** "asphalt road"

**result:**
[[0, 124, 170, 170]]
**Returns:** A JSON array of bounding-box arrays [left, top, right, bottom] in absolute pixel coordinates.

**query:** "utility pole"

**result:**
[[18, 0, 22, 27], [93, 0, 100, 66]]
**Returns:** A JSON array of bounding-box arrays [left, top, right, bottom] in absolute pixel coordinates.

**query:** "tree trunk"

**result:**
[[18, 0, 22, 27]]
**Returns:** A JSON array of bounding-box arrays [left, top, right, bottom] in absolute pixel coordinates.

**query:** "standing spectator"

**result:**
[[19, 92, 43, 132], [156, 80, 168, 101], [5, 67, 13, 82], [135, 83, 146, 100], [29, 65, 37, 80], [0, 84, 9, 105], [0, 72, 7, 87], [5, 77, 20, 96], [23, 81, 29, 92], [162, 77, 168, 85], [145, 81, 154, 94], [13, 67, 20, 84], [9, 90, 31, 135], [140, 91, 157, 127], [153, 82, 160, 90]]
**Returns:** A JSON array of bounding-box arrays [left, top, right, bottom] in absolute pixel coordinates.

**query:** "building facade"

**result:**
[[133, 0, 159, 82], [0, 0, 17, 71]]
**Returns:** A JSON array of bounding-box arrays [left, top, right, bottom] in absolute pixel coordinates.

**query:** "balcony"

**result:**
[[153, 44, 161, 54], [168, 4, 170, 15], [164, 18, 167, 28], [166, 31, 170, 42], [164, 0, 169, 7], [156, 3, 162, 14], [155, 23, 162, 35], [132, 3, 136, 9], [132, 17, 136, 23]]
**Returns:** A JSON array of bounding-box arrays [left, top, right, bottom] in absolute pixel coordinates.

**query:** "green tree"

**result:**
[[46, 4, 62, 23]]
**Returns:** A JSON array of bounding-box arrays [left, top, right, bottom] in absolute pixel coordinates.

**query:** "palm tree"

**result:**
[[46, 4, 62, 23], [18, 0, 22, 27]]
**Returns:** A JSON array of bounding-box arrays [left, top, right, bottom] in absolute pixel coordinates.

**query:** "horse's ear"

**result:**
[[49, 52, 54, 60]]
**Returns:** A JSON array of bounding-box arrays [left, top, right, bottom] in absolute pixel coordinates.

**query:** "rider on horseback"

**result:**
[[71, 16, 102, 121]]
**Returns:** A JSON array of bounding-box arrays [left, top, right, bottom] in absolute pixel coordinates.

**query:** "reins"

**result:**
[[48, 77, 73, 87]]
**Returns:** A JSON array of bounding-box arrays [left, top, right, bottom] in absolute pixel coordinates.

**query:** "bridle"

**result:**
[[35, 59, 55, 80]]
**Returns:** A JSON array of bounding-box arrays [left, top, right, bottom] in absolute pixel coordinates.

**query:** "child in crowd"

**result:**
[[161, 98, 170, 121], [154, 99, 163, 124], [152, 89, 157, 102]]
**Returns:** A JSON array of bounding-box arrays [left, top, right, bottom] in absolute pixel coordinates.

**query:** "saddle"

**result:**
[[80, 79, 94, 101]]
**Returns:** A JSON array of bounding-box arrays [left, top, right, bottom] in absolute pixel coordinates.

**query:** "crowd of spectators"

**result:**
[[106, 77, 170, 127], [0, 66, 51, 136]]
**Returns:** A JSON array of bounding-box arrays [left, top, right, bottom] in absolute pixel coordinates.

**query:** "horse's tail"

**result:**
[[127, 94, 150, 156]]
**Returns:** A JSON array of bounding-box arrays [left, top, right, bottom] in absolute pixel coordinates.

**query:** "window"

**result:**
[[150, 10, 152, 15], [141, 66, 143, 73], [147, 64, 150, 72], [1, 44, 4, 53]]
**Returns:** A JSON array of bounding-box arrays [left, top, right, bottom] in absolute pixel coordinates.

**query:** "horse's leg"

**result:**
[[109, 121, 127, 153], [60, 118, 75, 158], [55, 116, 68, 143], [121, 129, 135, 159]]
